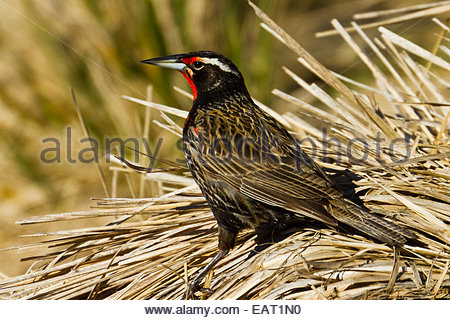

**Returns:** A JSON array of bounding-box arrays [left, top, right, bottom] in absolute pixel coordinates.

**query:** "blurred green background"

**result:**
[[0, 0, 438, 276]]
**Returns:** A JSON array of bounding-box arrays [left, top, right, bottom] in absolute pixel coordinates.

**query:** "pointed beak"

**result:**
[[140, 54, 187, 71]]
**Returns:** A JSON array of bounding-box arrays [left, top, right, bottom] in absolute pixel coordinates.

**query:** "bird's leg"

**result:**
[[184, 248, 228, 299], [183, 226, 236, 299]]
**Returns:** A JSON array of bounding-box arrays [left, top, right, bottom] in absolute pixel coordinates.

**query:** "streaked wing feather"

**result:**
[[197, 150, 339, 225]]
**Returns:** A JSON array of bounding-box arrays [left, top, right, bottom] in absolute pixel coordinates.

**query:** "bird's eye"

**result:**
[[193, 60, 204, 69]]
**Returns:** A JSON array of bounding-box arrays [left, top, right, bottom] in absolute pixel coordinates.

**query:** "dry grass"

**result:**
[[0, 1, 449, 299]]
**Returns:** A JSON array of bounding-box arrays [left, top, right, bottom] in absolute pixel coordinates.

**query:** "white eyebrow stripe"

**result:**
[[198, 57, 239, 75]]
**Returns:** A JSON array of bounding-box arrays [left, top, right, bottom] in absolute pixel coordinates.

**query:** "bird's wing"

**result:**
[[185, 103, 346, 225], [187, 137, 340, 225]]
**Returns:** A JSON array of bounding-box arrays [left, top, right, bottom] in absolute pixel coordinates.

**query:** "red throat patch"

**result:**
[[180, 57, 199, 100], [179, 71, 197, 100]]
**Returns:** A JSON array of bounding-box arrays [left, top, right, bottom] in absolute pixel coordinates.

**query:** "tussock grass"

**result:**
[[0, 2, 449, 299]]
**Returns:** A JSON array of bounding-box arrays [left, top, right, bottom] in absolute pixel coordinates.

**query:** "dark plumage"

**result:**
[[141, 51, 414, 298]]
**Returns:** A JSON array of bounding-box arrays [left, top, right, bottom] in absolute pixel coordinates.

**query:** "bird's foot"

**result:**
[[182, 279, 213, 300], [182, 280, 200, 300]]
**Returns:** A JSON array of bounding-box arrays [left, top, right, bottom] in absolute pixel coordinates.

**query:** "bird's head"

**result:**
[[141, 51, 248, 101]]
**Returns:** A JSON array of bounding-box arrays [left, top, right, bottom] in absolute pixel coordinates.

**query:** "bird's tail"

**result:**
[[329, 198, 415, 245]]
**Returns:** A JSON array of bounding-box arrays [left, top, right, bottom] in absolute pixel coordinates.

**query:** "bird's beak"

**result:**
[[140, 54, 187, 71]]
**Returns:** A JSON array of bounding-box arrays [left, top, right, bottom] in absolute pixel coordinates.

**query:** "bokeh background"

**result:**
[[0, 0, 440, 276]]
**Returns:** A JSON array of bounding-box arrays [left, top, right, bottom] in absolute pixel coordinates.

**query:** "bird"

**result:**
[[141, 50, 414, 298]]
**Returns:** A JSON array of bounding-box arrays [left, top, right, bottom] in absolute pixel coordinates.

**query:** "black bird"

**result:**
[[141, 51, 414, 298]]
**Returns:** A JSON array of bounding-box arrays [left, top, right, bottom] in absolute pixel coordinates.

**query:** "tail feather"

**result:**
[[329, 198, 415, 245]]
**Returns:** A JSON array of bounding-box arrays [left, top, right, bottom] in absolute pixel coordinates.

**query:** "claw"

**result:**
[[182, 280, 201, 300]]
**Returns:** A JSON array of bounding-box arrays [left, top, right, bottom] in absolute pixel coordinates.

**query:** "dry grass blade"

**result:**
[[316, 2, 450, 38], [248, 1, 362, 109], [121, 95, 188, 118], [72, 89, 110, 197], [379, 27, 450, 71], [0, 2, 449, 300], [353, 2, 450, 20]]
